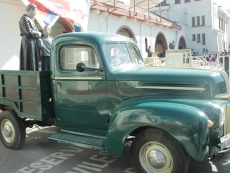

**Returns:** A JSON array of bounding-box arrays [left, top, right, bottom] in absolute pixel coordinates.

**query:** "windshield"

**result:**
[[104, 43, 144, 69]]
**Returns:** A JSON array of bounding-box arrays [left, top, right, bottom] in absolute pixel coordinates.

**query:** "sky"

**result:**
[[219, 0, 230, 10]]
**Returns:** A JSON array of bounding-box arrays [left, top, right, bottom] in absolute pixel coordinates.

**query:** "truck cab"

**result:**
[[1, 32, 230, 173]]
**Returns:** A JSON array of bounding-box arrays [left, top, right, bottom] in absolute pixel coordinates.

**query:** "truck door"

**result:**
[[53, 43, 108, 133]]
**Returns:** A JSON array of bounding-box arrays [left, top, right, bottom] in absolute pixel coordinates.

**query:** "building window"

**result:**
[[221, 19, 224, 30], [185, 0, 190, 2], [175, 0, 181, 3], [201, 16, 205, 25], [192, 17, 195, 26], [202, 34, 206, 45], [219, 17, 221, 30], [227, 22, 228, 33], [224, 21, 225, 32], [197, 16, 200, 26], [192, 34, 196, 41], [220, 18, 224, 31], [226, 22, 228, 33], [197, 34, 201, 43]]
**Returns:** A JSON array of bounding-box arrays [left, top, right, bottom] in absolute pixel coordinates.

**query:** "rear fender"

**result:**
[[105, 101, 210, 161], [0, 101, 19, 113]]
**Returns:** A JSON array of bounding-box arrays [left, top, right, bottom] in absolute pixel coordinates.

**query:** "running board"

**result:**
[[48, 131, 105, 150]]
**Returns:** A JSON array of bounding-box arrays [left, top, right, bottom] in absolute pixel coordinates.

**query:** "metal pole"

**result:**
[[159, 1, 162, 22], [134, 0, 136, 16], [228, 56, 230, 96], [217, 55, 219, 71], [148, 0, 149, 18], [223, 56, 225, 72]]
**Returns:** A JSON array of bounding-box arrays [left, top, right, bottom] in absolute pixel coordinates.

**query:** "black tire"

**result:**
[[0, 110, 26, 149], [130, 129, 189, 173]]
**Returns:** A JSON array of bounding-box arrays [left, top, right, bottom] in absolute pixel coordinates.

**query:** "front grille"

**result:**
[[224, 104, 230, 135]]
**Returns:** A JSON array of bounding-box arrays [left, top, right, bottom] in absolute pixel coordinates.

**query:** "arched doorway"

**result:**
[[116, 26, 137, 42], [155, 33, 168, 57], [178, 36, 186, 49], [57, 17, 74, 33]]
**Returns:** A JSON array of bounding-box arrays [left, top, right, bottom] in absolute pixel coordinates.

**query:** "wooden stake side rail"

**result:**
[[0, 70, 54, 121]]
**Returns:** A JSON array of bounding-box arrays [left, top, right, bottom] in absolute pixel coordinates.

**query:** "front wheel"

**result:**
[[0, 110, 26, 149], [130, 129, 189, 173]]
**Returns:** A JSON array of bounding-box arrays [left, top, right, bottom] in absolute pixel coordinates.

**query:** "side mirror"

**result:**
[[76, 62, 86, 72]]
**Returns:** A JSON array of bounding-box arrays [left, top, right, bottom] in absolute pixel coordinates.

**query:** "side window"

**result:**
[[60, 45, 100, 70]]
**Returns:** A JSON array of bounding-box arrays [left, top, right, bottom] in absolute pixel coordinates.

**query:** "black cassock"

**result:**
[[19, 14, 41, 70]]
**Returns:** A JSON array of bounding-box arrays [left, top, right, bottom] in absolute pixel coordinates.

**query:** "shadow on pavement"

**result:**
[[188, 157, 213, 173]]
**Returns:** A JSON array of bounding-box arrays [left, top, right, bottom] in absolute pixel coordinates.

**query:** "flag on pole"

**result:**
[[22, 0, 91, 31]]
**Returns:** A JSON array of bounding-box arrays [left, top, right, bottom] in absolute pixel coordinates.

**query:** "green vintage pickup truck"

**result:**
[[0, 32, 230, 173]]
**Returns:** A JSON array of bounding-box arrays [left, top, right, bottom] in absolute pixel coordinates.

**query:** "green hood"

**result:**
[[114, 66, 227, 100]]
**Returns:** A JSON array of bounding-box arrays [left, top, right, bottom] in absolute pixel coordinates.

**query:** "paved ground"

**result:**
[[1, 126, 230, 173]]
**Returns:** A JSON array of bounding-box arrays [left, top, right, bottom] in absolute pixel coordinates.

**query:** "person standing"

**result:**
[[147, 46, 153, 57], [19, 3, 41, 70], [38, 26, 53, 71]]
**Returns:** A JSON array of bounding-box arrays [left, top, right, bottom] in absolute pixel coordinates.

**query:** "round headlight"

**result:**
[[219, 106, 226, 127]]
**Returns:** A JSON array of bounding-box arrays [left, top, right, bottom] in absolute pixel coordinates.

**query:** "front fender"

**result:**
[[105, 100, 210, 161]]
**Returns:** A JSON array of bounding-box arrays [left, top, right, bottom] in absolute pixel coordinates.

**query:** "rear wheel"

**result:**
[[130, 129, 189, 173], [0, 111, 25, 149]]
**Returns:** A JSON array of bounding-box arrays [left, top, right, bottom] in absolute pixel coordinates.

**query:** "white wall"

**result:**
[[212, 1, 219, 31], [0, 0, 25, 69]]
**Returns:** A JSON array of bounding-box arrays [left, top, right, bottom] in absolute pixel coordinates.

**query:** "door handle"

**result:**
[[57, 82, 62, 91]]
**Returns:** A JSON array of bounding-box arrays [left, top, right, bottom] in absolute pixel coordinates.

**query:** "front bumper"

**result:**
[[211, 133, 230, 161]]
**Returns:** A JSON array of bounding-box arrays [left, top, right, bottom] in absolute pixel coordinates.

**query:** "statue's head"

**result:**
[[25, 3, 37, 18]]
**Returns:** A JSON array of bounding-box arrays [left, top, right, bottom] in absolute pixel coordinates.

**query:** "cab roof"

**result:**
[[53, 32, 135, 46]]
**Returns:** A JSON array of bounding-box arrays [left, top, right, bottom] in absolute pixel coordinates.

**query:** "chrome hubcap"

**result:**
[[147, 150, 166, 169], [139, 142, 173, 173], [2, 124, 12, 137], [1, 119, 15, 143]]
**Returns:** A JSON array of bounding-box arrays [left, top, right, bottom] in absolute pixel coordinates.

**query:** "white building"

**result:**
[[228, 10, 230, 49], [152, 0, 230, 55], [0, 0, 184, 69]]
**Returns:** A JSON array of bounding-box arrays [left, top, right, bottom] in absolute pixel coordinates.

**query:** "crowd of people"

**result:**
[[19, 3, 53, 71]]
